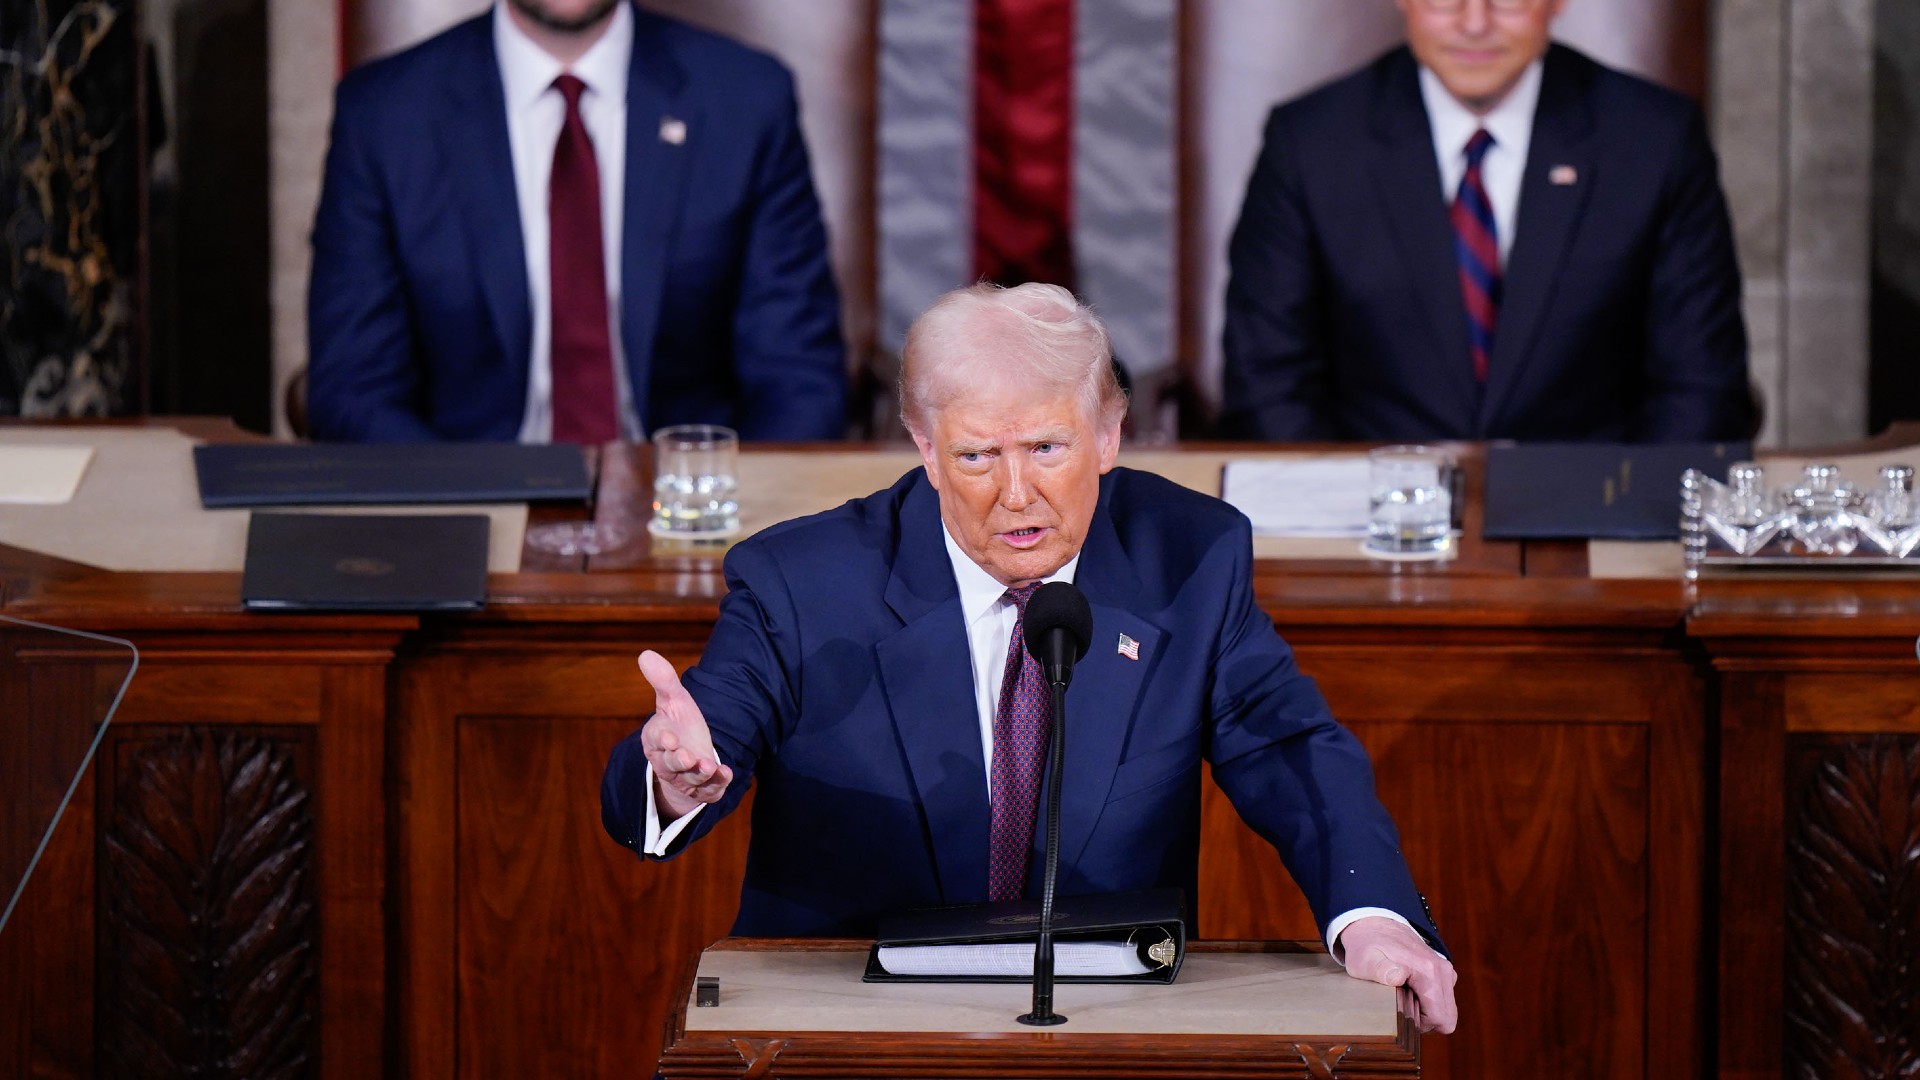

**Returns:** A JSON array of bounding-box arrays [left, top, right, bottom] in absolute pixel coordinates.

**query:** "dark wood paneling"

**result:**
[[1206, 714, 1652, 1080], [1784, 674, 1920, 733], [1716, 673, 1787, 1080], [391, 635, 724, 1078], [316, 664, 389, 1080], [0, 614, 398, 1080], [455, 716, 749, 1079]]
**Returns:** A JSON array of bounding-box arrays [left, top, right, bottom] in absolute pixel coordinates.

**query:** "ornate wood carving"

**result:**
[[1785, 735, 1920, 1079], [99, 728, 317, 1078], [729, 1037, 788, 1079], [1294, 1042, 1352, 1078]]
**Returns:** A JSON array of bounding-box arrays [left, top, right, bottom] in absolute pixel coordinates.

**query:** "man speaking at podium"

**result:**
[[602, 284, 1458, 1032]]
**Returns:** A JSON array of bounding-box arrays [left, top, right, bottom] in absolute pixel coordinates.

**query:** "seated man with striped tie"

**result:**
[[601, 282, 1460, 1033], [307, 0, 845, 443], [1220, 0, 1754, 443]]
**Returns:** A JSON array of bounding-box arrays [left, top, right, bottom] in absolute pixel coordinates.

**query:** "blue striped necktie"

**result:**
[[1450, 129, 1500, 384]]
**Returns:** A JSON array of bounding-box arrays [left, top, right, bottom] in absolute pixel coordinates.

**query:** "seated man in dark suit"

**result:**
[[601, 282, 1459, 1032], [1221, 0, 1754, 443], [308, 0, 846, 443]]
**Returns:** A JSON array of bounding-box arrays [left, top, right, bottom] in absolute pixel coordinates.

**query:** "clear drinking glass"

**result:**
[[649, 424, 741, 539], [1364, 445, 1453, 557]]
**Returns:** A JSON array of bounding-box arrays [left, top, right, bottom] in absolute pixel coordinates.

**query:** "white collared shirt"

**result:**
[[1417, 58, 1544, 268], [941, 525, 1079, 794], [492, 1, 643, 442]]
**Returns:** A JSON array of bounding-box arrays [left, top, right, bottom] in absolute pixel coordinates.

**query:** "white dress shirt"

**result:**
[[942, 526, 1078, 791], [1417, 59, 1544, 269], [492, 1, 644, 442], [641, 526, 1411, 958]]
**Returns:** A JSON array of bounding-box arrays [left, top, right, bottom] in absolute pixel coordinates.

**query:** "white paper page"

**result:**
[[876, 940, 1152, 978], [1221, 458, 1371, 537], [0, 445, 94, 504]]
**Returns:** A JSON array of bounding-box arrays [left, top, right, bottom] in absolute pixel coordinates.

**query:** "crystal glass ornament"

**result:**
[[1857, 464, 1920, 557], [1700, 461, 1786, 556], [1785, 464, 1859, 556]]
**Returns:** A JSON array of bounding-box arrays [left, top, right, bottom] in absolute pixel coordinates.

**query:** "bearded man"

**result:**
[[308, 0, 847, 444]]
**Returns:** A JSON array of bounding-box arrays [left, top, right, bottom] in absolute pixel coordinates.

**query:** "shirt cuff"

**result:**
[[642, 762, 706, 856], [1325, 907, 1413, 964]]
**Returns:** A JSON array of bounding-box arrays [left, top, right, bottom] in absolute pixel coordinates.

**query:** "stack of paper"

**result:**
[[0, 445, 94, 504], [1221, 457, 1371, 537], [875, 940, 1152, 978]]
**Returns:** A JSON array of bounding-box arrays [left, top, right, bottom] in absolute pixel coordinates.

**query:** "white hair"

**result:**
[[898, 282, 1127, 436]]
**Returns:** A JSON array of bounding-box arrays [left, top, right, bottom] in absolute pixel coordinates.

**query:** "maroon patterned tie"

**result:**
[[548, 74, 619, 445], [988, 583, 1051, 901]]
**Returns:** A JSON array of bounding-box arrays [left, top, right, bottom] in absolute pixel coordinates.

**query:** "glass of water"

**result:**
[[1364, 445, 1453, 557], [649, 424, 741, 539]]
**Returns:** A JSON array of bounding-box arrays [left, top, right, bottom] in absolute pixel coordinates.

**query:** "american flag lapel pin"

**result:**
[[660, 116, 687, 145], [1549, 164, 1578, 186], [1117, 633, 1140, 661]]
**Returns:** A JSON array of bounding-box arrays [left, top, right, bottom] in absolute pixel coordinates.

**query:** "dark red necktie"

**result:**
[[548, 74, 619, 445], [988, 583, 1051, 901], [1450, 128, 1500, 384]]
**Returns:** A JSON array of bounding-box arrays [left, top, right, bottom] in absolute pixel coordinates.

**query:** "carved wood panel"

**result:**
[[98, 727, 318, 1079], [1785, 734, 1920, 1079]]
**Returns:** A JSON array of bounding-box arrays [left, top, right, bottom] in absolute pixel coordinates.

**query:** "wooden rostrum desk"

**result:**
[[2, 424, 1916, 1079]]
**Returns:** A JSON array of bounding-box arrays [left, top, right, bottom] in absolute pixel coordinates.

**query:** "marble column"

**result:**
[[1712, 0, 1875, 447], [0, 0, 142, 417]]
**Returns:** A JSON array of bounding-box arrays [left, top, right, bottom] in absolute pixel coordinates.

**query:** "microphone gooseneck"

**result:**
[[1017, 581, 1088, 1027]]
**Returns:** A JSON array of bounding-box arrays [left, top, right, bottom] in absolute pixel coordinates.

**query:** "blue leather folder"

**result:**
[[241, 513, 489, 612], [194, 443, 590, 508], [1482, 441, 1749, 540]]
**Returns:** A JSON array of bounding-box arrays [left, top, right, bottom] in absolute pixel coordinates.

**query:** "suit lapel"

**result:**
[[619, 9, 697, 429], [1056, 482, 1164, 873], [438, 18, 531, 379], [875, 478, 991, 905], [1367, 49, 1481, 432], [1480, 46, 1597, 432]]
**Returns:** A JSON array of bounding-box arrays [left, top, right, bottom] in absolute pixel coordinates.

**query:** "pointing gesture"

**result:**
[[638, 650, 734, 820]]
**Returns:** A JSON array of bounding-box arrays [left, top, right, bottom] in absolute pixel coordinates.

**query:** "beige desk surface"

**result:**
[[0, 426, 527, 573], [682, 944, 1398, 1038]]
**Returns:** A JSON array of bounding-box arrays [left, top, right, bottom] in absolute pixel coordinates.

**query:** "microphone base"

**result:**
[[1017, 1012, 1068, 1027]]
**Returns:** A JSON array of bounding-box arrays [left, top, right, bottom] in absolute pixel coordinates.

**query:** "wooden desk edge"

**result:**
[[657, 939, 1420, 1080]]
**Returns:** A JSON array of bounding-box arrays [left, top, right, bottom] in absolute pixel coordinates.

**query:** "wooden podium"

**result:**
[[657, 939, 1420, 1079]]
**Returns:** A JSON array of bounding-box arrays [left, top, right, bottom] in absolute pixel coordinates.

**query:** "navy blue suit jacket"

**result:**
[[602, 467, 1439, 948], [307, 5, 846, 442], [1221, 45, 1753, 443]]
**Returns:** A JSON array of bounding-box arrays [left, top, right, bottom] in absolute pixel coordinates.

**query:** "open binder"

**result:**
[[863, 887, 1186, 985]]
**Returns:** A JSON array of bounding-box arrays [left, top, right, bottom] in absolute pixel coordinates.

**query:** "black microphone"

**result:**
[[1016, 581, 1091, 1027], [1023, 581, 1093, 689]]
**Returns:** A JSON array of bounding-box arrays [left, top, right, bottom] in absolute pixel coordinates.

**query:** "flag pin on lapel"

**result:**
[[1117, 633, 1140, 661], [660, 117, 687, 145], [1549, 164, 1578, 186]]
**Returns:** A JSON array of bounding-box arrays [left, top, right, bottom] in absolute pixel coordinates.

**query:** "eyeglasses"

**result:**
[[1417, 0, 1543, 12]]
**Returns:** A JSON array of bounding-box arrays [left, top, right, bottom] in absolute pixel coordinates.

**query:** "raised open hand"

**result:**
[[637, 650, 734, 819]]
